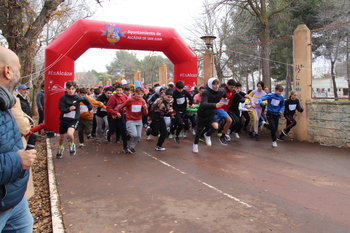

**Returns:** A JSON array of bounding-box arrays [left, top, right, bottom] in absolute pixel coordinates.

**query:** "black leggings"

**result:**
[[107, 115, 128, 149], [266, 112, 280, 141], [150, 120, 167, 147], [170, 111, 185, 136]]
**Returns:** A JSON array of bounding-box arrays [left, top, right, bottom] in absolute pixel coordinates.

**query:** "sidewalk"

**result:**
[[48, 130, 350, 233]]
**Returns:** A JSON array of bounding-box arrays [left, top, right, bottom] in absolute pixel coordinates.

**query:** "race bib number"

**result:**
[[114, 104, 121, 111], [271, 99, 280, 106], [220, 97, 229, 105], [63, 111, 75, 118], [131, 105, 142, 112], [176, 97, 185, 105], [289, 104, 297, 111], [80, 105, 88, 112]]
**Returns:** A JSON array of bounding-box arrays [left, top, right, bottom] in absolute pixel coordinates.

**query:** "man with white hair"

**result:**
[[0, 46, 37, 232]]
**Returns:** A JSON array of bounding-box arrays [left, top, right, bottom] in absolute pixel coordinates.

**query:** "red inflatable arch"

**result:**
[[44, 19, 197, 133]]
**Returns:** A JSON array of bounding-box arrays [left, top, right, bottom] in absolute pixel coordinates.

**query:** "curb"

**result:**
[[46, 138, 65, 232]]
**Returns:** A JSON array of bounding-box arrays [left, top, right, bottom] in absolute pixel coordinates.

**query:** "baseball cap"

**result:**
[[18, 84, 30, 90]]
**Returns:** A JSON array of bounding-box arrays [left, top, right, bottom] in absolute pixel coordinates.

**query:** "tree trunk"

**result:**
[[347, 37, 350, 101], [259, 26, 271, 91], [331, 60, 338, 100]]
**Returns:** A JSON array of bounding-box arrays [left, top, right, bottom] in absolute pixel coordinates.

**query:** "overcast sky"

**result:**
[[75, 0, 205, 72]]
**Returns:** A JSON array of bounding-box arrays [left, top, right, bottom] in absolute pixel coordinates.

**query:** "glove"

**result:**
[[259, 102, 265, 108]]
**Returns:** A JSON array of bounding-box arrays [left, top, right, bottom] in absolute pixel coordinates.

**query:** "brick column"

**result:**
[[293, 24, 312, 141]]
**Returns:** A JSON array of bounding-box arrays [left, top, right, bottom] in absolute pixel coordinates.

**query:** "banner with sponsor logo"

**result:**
[[45, 19, 197, 133]]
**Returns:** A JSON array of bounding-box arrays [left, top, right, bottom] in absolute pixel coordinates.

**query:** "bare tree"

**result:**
[[213, 0, 296, 90], [315, 0, 350, 100]]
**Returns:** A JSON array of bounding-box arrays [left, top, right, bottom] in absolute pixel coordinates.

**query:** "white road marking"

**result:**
[[143, 152, 252, 208]]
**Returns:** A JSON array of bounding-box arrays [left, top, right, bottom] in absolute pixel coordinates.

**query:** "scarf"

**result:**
[[0, 85, 16, 111]]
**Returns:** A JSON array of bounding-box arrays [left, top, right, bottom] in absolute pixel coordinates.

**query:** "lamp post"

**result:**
[[200, 35, 216, 85], [98, 75, 103, 86]]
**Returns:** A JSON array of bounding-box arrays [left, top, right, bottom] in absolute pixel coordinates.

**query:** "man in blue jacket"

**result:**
[[0, 46, 37, 232]]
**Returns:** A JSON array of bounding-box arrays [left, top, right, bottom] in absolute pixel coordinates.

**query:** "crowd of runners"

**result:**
[[55, 78, 304, 158]]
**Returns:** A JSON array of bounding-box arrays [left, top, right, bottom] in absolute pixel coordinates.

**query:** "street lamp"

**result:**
[[200, 35, 216, 85], [200, 35, 216, 50], [98, 75, 103, 86]]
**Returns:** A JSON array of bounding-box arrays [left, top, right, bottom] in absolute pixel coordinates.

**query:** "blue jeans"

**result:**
[[0, 197, 33, 232]]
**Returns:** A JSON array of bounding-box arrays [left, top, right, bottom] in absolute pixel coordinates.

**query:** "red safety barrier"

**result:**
[[44, 19, 198, 133]]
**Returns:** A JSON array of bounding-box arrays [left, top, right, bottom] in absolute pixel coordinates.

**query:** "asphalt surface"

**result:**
[[49, 129, 350, 233]]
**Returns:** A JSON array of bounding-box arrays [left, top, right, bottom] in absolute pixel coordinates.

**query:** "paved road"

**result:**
[[50, 130, 350, 233]]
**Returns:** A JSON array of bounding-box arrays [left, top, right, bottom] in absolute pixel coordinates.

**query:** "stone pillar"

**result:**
[[203, 50, 215, 85], [159, 63, 168, 86], [293, 24, 312, 141], [134, 70, 141, 84]]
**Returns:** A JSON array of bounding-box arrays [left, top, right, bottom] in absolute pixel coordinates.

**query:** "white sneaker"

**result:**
[[183, 131, 187, 138], [234, 133, 240, 139], [204, 133, 212, 146], [192, 128, 196, 135], [272, 141, 278, 148], [225, 133, 231, 141], [79, 143, 85, 148], [260, 121, 266, 130], [193, 144, 199, 153], [146, 135, 151, 140]]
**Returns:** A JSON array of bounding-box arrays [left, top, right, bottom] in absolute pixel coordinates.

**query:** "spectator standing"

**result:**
[[36, 83, 44, 125], [16, 84, 32, 117], [0, 46, 37, 232]]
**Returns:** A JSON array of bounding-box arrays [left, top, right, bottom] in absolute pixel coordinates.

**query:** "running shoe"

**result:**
[[155, 146, 166, 151], [56, 146, 64, 159], [168, 133, 174, 139], [69, 143, 76, 156], [193, 144, 199, 153], [199, 137, 205, 142], [272, 141, 278, 148], [282, 130, 288, 136], [183, 130, 187, 138], [174, 136, 180, 144], [204, 133, 212, 146], [234, 133, 240, 139], [260, 121, 266, 130], [129, 148, 136, 154], [105, 130, 110, 141], [225, 133, 231, 141], [248, 131, 254, 138], [87, 134, 92, 139], [254, 134, 259, 141], [79, 143, 85, 148], [123, 148, 131, 154], [192, 128, 196, 135], [277, 137, 284, 142], [219, 135, 227, 145], [146, 135, 151, 140]]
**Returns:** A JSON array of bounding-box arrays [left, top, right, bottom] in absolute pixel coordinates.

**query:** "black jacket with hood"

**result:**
[[197, 78, 225, 119]]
